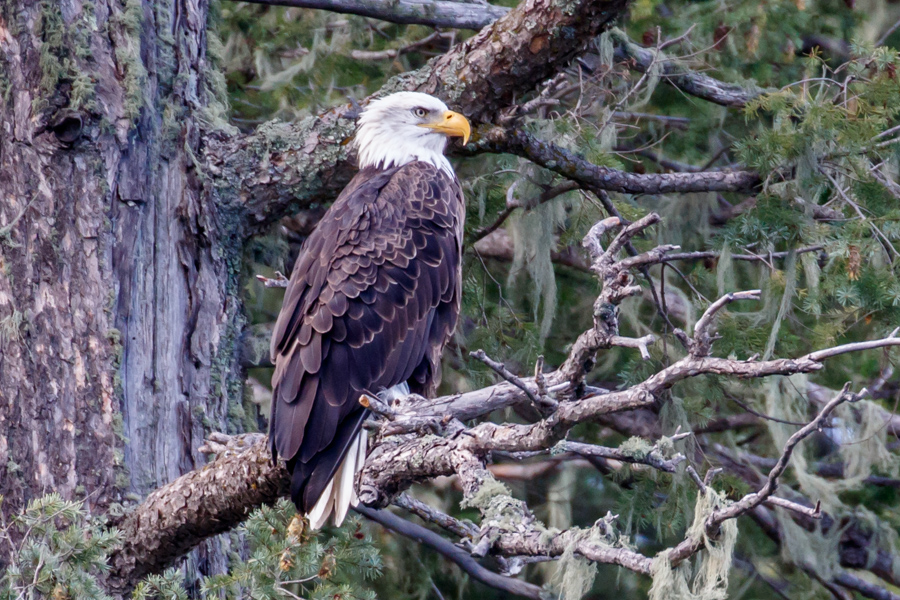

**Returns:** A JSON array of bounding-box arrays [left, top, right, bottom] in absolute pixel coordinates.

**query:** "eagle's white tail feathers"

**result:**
[[332, 433, 360, 526], [306, 383, 403, 529], [307, 477, 335, 530], [306, 429, 369, 530]]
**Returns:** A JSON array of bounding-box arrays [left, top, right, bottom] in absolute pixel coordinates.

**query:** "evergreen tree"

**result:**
[[4, 0, 900, 598]]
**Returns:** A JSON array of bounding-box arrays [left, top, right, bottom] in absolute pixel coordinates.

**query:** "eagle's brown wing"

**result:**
[[269, 162, 464, 513]]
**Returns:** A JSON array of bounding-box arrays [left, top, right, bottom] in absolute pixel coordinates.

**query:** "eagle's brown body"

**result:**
[[269, 161, 464, 515]]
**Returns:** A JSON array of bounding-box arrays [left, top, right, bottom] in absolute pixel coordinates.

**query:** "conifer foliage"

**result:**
[[6, 0, 900, 598]]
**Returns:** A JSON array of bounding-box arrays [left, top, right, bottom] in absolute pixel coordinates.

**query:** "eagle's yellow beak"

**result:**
[[419, 110, 471, 146]]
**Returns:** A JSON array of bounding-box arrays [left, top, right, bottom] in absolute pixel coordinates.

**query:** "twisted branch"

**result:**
[[105, 214, 900, 596]]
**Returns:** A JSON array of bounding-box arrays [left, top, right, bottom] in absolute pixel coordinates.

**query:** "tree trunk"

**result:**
[[0, 0, 245, 579], [0, 0, 629, 589]]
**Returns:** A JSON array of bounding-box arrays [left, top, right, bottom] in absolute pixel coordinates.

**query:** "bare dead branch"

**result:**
[[692, 290, 762, 356], [662, 245, 826, 263], [611, 30, 766, 108], [470, 349, 545, 411], [609, 334, 656, 360], [232, 0, 507, 30], [209, 0, 630, 234], [808, 327, 900, 361], [763, 496, 822, 519], [354, 505, 543, 599], [256, 272, 290, 288], [393, 493, 478, 538], [477, 128, 762, 196], [562, 439, 687, 473]]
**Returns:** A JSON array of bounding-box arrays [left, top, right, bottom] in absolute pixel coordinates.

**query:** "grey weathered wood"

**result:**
[[0, 0, 246, 582], [207, 0, 631, 235], [240, 0, 509, 29], [0, 0, 630, 591]]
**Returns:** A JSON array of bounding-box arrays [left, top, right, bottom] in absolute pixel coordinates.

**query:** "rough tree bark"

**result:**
[[101, 214, 900, 599], [3, 3, 898, 598], [0, 0, 628, 588], [0, 0, 245, 579]]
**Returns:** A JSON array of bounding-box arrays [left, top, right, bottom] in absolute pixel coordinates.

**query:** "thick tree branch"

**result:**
[[233, 0, 507, 30], [105, 214, 900, 593], [355, 505, 543, 599], [248, 0, 505, 29], [229, 0, 761, 114], [477, 127, 761, 195], [105, 433, 285, 595], [208, 0, 629, 234]]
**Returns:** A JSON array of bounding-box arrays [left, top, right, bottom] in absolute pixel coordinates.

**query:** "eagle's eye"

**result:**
[[413, 107, 428, 118]]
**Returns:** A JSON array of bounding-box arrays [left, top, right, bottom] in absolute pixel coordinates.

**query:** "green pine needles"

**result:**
[[0, 494, 120, 600], [0, 496, 380, 600], [198, 500, 382, 600]]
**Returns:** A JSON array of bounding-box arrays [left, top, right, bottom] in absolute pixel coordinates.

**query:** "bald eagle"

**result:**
[[269, 92, 470, 529]]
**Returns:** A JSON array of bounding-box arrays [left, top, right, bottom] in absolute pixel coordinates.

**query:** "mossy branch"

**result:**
[[207, 0, 630, 235], [104, 216, 900, 600]]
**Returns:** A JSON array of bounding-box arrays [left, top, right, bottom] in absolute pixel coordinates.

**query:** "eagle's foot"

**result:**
[[379, 414, 444, 437]]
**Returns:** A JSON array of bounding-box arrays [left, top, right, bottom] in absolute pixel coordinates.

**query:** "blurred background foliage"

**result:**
[[220, 0, 900, 597]]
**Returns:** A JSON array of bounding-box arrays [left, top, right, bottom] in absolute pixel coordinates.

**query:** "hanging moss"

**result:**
[[508, 202, 560, 339], [554, 538, 597, 600], [762, 375, 900, 581], [763, 249, 798, 359], [649, 489, 737, 600]]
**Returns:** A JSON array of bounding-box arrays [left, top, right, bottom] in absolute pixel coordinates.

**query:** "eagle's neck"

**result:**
[[354, 124, 454, 175]]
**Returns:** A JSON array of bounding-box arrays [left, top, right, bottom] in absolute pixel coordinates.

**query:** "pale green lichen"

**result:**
[[551, 515, 630, 600], [461, 478, 513, 512], [763, 375, 900, 579], [649, 489, 737, 600], [618, 436, 653, 460], [554, 539, 596, 600]]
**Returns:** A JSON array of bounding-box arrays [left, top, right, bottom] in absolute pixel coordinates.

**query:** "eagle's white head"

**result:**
[[354, 92, 471, 175]]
